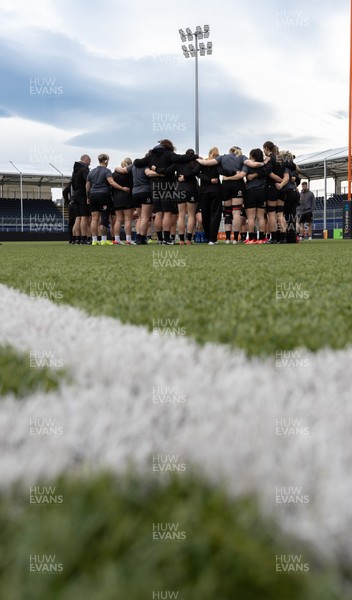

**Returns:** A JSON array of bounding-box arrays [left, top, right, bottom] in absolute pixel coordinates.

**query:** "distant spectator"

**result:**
[[298, 182, 316, 240]]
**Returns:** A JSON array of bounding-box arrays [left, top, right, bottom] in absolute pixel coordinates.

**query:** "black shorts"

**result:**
[[175, 189, 198, 204], [245, 188, 266, 209], [68, 201, 77, 221], [89, 192, 113, 214], [240, 206, 247, 219], [153, 200, 178, 213], [73, 193, 91, 218], [265, 187, 284, 203], [299, 212, 313, 224], [133, 192, 152, 207], [113, 192, 134, 211], [152, 180, 176, 204], [222, 180, 245, 202]]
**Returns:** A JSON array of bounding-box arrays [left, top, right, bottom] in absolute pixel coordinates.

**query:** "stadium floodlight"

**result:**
[[179, 28, 187, 42], [178, 25, 213, 155], [186, 27, 193, 41], [182, 44, 190, 58], [188, 43, 196, 57], [196, 25, 203, 39]]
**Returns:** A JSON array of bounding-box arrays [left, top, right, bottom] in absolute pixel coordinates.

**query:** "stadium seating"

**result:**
[[315, 194, 347, 211], [0, 198, 62, 219], [0, 198, 66, 232]]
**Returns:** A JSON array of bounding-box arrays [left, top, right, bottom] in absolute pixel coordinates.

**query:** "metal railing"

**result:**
[[313, 210, 342, 230], [0, 217, 67, 233]]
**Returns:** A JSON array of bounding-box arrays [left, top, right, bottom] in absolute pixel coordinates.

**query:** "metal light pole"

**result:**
[[50, 163, 65, 233], [179, 25, 213, 155], [10, 161, 23, 232]]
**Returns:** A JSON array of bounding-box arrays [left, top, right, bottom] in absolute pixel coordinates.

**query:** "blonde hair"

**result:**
[[98, 153, 109, 164], [229, 146, 242, 156], [279, 150, 293, 162], [208, 147, 219, 159], [121, 157, 132, 168]]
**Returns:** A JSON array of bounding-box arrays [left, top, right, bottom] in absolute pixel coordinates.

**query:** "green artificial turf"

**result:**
[[0, 241, 351, 356], [0, 473, 348, 600], [0, 345, 65, 398]]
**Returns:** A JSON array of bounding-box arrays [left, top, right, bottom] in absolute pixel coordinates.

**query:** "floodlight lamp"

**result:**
[[204, 24, 210, 38], [196, 25, 203, 39], [182, 44, 188, 52], [186, 27, 193, 40]]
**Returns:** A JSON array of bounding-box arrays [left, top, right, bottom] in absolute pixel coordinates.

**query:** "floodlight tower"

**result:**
[[178, 25, 213, 155]]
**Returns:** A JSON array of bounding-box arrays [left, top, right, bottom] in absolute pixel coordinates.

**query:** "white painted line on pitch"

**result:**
[[0, 283, 351, 563]]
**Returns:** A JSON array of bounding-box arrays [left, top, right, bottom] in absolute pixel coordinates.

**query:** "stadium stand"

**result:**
[[315, 194, 346, 211], [0, 199, 65, 232], [310, 194, 345, 230]]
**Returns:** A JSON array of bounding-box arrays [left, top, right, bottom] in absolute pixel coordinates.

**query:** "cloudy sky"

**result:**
[[0, 0, 349, 172]]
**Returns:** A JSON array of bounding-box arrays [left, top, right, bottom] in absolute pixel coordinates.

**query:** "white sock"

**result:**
[[102, 236, 107, 242], [115, 235, 120, 243], [92, 236, 98, 242], [126, 235, 131, 242]]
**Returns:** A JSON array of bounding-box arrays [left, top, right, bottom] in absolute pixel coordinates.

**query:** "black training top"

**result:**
[[71, 161, 89, 196], [134, 144, 197, 182], [198, 163, 222, 194], [175, 160, 200, 193]]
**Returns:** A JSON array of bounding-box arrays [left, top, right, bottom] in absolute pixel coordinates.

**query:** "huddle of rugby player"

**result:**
[[69, 139, 301, 245]]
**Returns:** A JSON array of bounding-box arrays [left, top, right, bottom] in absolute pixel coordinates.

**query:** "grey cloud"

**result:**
[[330, 110, 348, 121], [1, 25, 273, 156]]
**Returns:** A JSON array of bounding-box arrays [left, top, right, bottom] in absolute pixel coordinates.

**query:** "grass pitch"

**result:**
[[1, 240, 351, 599], [0, 474, 347, 600], [0, 345, 66, 398], [0, 240, 351, 355]]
